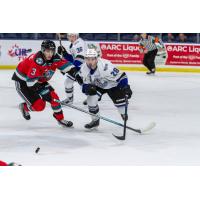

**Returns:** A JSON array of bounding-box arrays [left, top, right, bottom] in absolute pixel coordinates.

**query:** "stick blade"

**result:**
[[113, 134, 126, 140], [141, 122, 156, 134]]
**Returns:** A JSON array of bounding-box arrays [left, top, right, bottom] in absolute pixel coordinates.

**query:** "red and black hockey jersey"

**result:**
[[12, 51, 73, 87]]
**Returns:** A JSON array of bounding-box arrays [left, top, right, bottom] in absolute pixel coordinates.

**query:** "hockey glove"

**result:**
[[67, 67, 83, 85], [57, 46, 67, 56], [82, 84, 97, 95], [121, 85, 132, 99]]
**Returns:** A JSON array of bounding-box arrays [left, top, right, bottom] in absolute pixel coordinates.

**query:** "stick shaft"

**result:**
[[56, 100, 141, 133]]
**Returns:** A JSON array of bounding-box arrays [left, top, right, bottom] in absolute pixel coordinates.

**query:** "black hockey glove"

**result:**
[[121, 85, 132, 99], [37, 83, 54, 102], [57, 46, 70, 57], [68, 67, 83, 85], [68, 67, 79, 78], [83, 84, 97, 96]]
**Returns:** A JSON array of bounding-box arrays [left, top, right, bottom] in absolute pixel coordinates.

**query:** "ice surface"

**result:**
[[1, 70, 200, 165]]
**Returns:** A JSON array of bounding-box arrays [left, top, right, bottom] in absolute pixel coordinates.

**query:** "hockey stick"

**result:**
[[54, 99, 156, 135], [57, 33, 62, 47], [57, 33, 63, 58], [113, 95, 128, 140]]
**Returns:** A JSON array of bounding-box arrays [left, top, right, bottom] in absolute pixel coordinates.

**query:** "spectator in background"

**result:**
[[177, 33, 187, 43], [166, 33, 175, 43], [133, 34, 140, 42]]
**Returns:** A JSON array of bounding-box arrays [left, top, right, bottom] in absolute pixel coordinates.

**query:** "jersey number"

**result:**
[[76, 47, 83, 53], [31, 68, 37, 76], [111, 68, 119, 76]]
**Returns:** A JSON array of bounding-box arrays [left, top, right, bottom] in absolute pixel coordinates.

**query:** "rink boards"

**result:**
[[1, 65, 200, 73], [1, 40, 200, 73]]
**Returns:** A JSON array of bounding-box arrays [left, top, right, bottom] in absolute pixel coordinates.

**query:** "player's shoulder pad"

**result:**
[[34, 51, 45, 66], [79, 63, 88, 73], [98, 58, 111, 71], [74, 38, 83, 46]]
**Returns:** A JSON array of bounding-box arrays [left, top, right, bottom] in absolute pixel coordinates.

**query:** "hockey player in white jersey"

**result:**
[[79, 49, 133, 129], [57, 33, 86, 104]]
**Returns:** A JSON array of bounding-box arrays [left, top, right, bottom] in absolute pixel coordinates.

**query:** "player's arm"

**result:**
[[57, 45, 84, 69], [56, 56, 74, 74], [105, 64, 132, 98], [72, 39, 85, 69], [78, 66, 93, 94], [73, 43, 85, 69], [105, 64, 127, 84], [57, 46, 74, 63]]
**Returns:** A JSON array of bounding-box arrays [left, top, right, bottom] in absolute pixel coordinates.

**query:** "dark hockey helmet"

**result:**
[[41, 40, 56, 54]]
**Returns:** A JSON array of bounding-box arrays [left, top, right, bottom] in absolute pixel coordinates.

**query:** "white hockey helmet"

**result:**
[[67, 33, 79, 37], [85, 48, 98, 58]]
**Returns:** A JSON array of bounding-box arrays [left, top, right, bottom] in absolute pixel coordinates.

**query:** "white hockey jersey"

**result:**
[[79, 58, 127, 89], [68, 37, 86, 59]]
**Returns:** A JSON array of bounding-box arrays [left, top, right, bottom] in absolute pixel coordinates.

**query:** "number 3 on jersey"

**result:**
[[111, 68, 119, 76], [31, 68, 37, 76]]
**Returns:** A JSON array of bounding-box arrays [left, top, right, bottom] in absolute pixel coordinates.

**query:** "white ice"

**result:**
[[1, 70, 200, 165]]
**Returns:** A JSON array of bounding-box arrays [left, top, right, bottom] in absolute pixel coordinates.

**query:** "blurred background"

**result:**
[[0, 33, 199, 43]]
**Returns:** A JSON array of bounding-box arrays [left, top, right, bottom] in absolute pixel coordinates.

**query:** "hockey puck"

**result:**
[[35, 147, 40, 154]]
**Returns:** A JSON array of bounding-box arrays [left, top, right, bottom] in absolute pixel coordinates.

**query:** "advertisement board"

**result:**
[[1, 40, 200, 72]]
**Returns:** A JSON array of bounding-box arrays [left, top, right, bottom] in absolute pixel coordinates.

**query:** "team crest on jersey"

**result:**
[[94, 78, 108, 88], [36, 57, 44, 65]]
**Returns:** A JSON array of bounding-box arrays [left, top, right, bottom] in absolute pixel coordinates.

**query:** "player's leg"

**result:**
[[50, 90, 73, 127], [83, 85, 104, 129], [83, 93, 102, 106], [107, 87, 132, 121], [63, 74, 75, 104], [85, 95, 100, 129], [38, 82, 73, 128], [15, 81, 46, 120]]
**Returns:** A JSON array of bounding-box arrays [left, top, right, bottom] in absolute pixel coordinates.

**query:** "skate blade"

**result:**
[[84, 126, 99, 132]]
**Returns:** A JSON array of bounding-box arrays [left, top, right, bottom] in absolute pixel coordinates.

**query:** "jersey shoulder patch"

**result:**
[[34, 51, 45, 65], [35, 57, 44, 65]]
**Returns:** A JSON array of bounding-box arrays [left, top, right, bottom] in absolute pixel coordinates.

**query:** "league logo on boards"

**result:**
[[8, 44, 32, 61]]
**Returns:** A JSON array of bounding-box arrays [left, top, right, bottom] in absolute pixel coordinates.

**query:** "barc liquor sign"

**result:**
[[165, 44, 200, 66], [100, 43, 143, 64], [99, 42, 200, 66]]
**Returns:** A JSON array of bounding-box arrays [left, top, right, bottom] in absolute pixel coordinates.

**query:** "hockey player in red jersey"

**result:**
[[12, 40, 74, 128]]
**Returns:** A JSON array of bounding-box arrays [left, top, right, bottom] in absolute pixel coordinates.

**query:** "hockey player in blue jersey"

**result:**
[[79, 49, 133, 129], [58, 33, 86, 104]]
